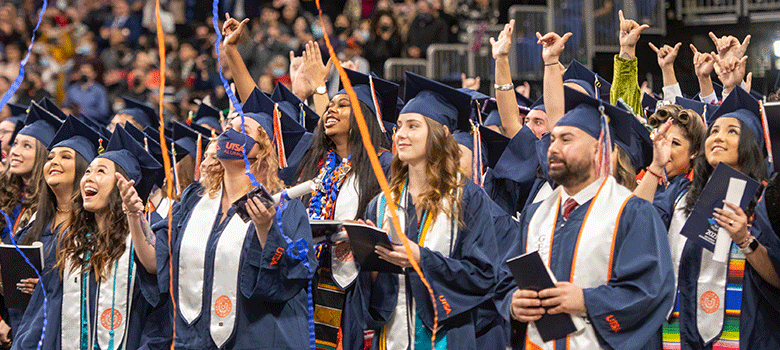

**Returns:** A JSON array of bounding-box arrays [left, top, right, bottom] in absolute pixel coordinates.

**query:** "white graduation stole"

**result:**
[[331, 174, 360, 289], [62, 235, 136, 350], [524, 177, 633, 350], [155, 197, 171, 218], [666, 192, 728, 344], [177, 186, 253, 348], [379, 182, 458, 350]]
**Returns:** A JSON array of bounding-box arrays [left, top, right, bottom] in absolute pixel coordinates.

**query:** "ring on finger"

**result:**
[[729, 220, 734, 226]]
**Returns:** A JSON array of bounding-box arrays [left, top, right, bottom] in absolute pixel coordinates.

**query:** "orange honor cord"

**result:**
[[154, 1, 176, 348], [315, 1, 441, 346]]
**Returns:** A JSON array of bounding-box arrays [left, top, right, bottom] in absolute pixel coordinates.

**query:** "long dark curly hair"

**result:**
[[0, 139, 48, 233], [56, 165, 129, 280], [296, 99, 389, 220]]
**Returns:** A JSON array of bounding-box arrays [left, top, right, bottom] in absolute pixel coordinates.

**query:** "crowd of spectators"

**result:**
[[0, 0, 509, 125]]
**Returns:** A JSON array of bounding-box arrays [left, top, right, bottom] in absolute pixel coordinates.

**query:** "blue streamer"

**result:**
[[211, 2, 259, 187], [0, 0, 48, 112], [276, 193, 316, 350], [0, 210, 47, 350]]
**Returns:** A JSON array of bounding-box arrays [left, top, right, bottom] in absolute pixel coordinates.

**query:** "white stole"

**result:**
[[380, 183, 458, 350], [177, 187, 253, 348], [666, 192, 729, 344], [331, 174, 360, 289], [155, 197, 171, 218], [524, 177, 633, 350], [62, 235, 136, 350]]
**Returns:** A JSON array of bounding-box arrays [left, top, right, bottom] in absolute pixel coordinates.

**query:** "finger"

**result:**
[[225, 12, 231, 21], [722, 201, 744, 215], [560, 32, 573, 45], [690, 43, 699, 54], [546, 305, 567, 315], [648, 42, 660, 53], [537, 287, 563, 299], [618, 9, 625, 23], [461, 73, 466, 81], [474, 76, 480, 85], [745, 72, 752, 90], [634, 24, 650, 35], [489, 37, 496, 46], [535, 31, 543, 42], [289, 50, 295, 63], [540, 295, 564, 307], [238, 18, 249, 31], [672, 42, 682, 53], [739, 55, 748, 66], [709, 32, 719, 45], [515, 314, 543, 322], [366, 219, 375, 227], [741, 34, 751, 49], [515, 289, 540, 299]]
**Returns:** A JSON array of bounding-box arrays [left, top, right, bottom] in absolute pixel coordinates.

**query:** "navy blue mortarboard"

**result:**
[[674, 96, 717, 121], [39, 97, 67, 120], [277, 105, 313, 183], [49, 116, 103, 162], [453, 130, 487, 170], [97, 126, 162, 203], [457, 88, 490, 102], [18, 102, 63, 147], [479, 125, 510, 169], [271, 83, 319, 132], [118, 96, 160, 130], [337, 68, 401, 126], [140, 125, 189, 162], [401, 71, 472, 133], [482, 92, 534, 127], [172, 122, 210, 160], [82, 115, 112, 139], [6, 120, 24, 147], [562, 60, 611, 101], [530, 95, 545, 113], [190, 103, 223, 133], [708, 86, 767, 151], [7, 103, 27, 119], [642, 93, 659, 116], [559, 87, 652, 169], [241, 88, 276, 139], [458, 88, 491, 122]]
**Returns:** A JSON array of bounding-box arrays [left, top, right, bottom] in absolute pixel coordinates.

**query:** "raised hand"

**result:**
[[289, 50, 312, 100], [116, 172, 143, 218], [303, 41, 332, 91], [490, 19, 514, 60], [691, 44, 715, 79], [536, 31, 573, 65], [709, 32, 750, 59], [649, 42, 681, 69], [461, 73, 481, 90], [618, 10, 649, 59], [714, 55, 748, 91], [650, 118, 673, 173], [222, 13, 249, 46]]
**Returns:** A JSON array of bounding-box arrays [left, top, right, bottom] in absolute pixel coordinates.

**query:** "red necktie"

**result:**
[[563, 198, 578, 221]]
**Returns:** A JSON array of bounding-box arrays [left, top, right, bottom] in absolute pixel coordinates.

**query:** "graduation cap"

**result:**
[[674, 96, 718, 122], [117, 96, 160, 130], [401, 71, 472, 133], [241, 88, 277, 139], [17, 102, 64, 147], [97, 126, 162, 203], [562, 60, 611, 102], [453, 130, 487, 170], [189, 103, 223, 134], [337, 68, 401, 128], [140, 125, 190, 163], [49, 116, 103, 162], [482, 92, 534, 127], [172, 122, 210, 162], [642, 93, 659, 116], [530, 95, 545, 113], [708, 86, 768, 153], [763, 101, 780, 172], [479, 125, 510, 169], [81, 115, 112, 139], [271, 82, 319, 132], [39, 97, 67, 120], [7, 103, 27, 119], [560, 86, 652, 170]]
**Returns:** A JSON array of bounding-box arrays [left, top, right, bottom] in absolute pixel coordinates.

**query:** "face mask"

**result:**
[[39, 57, 49, 67], [311, 24, 323, 38], [360, 30, 369, 42], [334, 26, 348, 35], [79, 74, 89, 84], [379, 25, 392, 33], [216, 129, 257, 160], [272, 67, 286, 78]]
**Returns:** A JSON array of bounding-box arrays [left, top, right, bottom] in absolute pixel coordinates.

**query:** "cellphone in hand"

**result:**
[[232, 184, 275, 223]]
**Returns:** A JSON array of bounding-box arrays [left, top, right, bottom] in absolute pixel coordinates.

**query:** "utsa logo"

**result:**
[[224, 141, 244, 152]]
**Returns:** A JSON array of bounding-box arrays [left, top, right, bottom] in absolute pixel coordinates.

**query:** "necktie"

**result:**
[[563, 198, 578, 221]]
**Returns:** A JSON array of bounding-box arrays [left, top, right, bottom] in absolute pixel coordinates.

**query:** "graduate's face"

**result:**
[[705, 117, 740, 170], [8, 134, 37, 176], [45, 147, 77, 190], [395, 113, 429, 165], [524, 109, 549, 139], [323, 95, 352, 138], [228, 116, 261, 158], [199, 141, 219, 183], [108, 113, 140, 133], [667, 124, 694, 177], [457, 144, 473, 180], [81, 158, 118, 212], [0, 120, 16, 161], [548, 126, 596, 188]]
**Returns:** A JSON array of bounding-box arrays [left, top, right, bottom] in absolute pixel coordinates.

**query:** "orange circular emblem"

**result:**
[[700, 291, 720, 314], [99, 308, 122, 330], [214, 295, 232, 318], [334, 242, 354, 262]]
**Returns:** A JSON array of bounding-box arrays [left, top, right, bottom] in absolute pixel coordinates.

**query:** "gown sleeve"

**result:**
[[581, 197, 676, 349], [240, 198, 317, 303], [360, 196, 400, 327]]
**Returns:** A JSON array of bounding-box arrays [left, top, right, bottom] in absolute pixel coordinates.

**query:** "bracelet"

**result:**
[[736, 236, 751, 247], [646, 167, 663, 180], [494, 83, 514, 91], [544, 62, 559, 67]]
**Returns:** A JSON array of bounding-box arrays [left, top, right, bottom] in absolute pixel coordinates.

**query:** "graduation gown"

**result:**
[[650, 174, 691, 229], [145, 183, 316, 349], [11, 226, 170, 350], [496, 178, 675, 350], [362, 180, 499, 350]]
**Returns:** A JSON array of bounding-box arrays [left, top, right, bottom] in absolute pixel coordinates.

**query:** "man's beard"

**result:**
[[548, 154, 592, 189]]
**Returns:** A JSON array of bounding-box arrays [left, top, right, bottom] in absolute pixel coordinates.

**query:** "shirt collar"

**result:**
[[560, 177, 603, 207]]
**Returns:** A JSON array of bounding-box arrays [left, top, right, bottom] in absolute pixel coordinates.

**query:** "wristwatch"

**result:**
[[315, 85, 327, 95], [739, 236, 759, 254]]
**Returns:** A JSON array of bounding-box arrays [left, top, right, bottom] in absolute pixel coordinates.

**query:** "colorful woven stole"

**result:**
[[662, 243, 744, 350]]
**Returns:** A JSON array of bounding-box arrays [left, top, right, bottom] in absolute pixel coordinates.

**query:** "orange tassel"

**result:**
[[273, 104, 287, 168], [194, 134, 202, 181]]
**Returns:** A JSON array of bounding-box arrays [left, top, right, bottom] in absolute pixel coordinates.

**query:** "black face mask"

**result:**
[[418, 13, 433, 24], [79, 74, 89, 84], [334, 26, 348, 35], [379, 25, 392, 33]]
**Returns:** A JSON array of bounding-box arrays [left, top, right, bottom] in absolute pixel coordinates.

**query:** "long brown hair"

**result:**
[[175, 155, 196, 200], [0, 139, 48, 232], [613, 145, 637, 191], [56, 165, 129, 280], [199, 139, 224, 199], [389, 116, 464, 225]]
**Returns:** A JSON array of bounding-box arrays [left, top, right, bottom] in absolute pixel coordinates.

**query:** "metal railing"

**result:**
[[508, 5, 549, 81], [383, 58, 427, 83], [675, 0, 741, 24], [426, 44, 469, 81]]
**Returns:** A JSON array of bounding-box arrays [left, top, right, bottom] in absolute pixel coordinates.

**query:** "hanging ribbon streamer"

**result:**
[[194, 134, 203, 181], [368, 75, 386, 133], [153, 1, 177, 348], [211, 4, 260, 188], [471, 121, 483, 187], [596, 105, 613, 178], [0, 0, 47, 112], [314, 1, 442, 347], [1, 210, 47, 350]]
